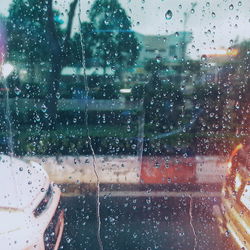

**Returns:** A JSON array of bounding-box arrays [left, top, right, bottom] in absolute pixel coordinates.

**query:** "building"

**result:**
[[135, 31, 193, 65]]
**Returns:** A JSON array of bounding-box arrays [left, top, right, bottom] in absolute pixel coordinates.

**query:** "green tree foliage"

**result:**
[[193, 82, 227, 132], [66, 22, 96, 67], [144, 58, 166, 75], [88, 0, 140, 74], [143, 73, 184, 133], [7, 0, 78, 127], [7, 0, 63, 65]]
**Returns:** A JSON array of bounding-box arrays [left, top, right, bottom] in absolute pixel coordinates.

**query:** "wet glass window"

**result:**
[[0, 0, 250, 249]]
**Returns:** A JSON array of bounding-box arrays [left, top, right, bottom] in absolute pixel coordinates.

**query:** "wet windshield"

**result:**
[[0, 0, 250, 249]]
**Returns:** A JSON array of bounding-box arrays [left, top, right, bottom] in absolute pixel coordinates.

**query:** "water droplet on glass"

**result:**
[[35, 115, 40, 122], [179, 232, 185, 237], [201, 54, 207, 61], [229, 4, 234, 10], [225, 230, 230, 237], [165, 10, 173, 20], [238, 1, 242, 6], [14, 87, 21, 95], [211, 12, 216, 18], [206, 2, 210, 7], [191, 8, 195, 14], [41, 104, 47, 113], [154, 162, 160, 168]]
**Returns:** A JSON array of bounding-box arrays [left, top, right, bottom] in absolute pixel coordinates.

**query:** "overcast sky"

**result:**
[[1, 0, 250, 59]]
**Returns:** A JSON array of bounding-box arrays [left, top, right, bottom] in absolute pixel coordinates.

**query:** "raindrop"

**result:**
[[179, 232, 185, 237], [211, 12, 216, 18], [127, 125, 131, 132], [225, 230, 230, 237], [14, 87, 21, 95], [191, 8, 195, 14], [201, 54, 207, 61], [229, 4, 234, 10], [154, 162, 160, 168], [165, 10, 173, 20], [133, 233, 138, 239], [41, 104, 47, 113], [238, 1, 242, 6], [206, 2, 210, 7], [35, 115, 40, 122], [66, 237, 72, 243]]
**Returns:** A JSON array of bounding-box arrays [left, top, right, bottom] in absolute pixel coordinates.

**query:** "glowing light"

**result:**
[[227, 49, 238, 56], [234, 174, 242, 191], [226, 223, 246, 249], [226, 144, 243, 175], [228, 144, 243, 169], [200, 48, 239, 58], [240, 184, 250, 210], [1, 63, 14, 78], [120, 88, 132, 94]]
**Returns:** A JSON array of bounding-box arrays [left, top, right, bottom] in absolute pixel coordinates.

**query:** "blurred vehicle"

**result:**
[[213, 143, 250, 249], [0, 155, 64, 250]]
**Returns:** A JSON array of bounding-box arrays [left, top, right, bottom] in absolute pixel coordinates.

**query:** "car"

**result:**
[[213, 142, 250, 249], [0, 155, 64, 250]]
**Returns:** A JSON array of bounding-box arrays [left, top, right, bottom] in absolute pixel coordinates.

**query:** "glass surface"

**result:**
[[0, 0, 250, 249]]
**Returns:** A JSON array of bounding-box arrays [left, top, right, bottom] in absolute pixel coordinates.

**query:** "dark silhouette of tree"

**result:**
[[7, 0, 78, 128], [88, 0, 140, 76], [143, 72, 184, 133]]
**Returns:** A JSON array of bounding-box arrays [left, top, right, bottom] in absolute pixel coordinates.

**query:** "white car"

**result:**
[[0, 155, 64, 250]]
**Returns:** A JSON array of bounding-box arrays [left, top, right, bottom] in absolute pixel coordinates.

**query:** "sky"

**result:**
[[1, 0, 250, 59]]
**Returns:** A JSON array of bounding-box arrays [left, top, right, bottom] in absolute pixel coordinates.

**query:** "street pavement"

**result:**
[[60, 194, 226, 250]]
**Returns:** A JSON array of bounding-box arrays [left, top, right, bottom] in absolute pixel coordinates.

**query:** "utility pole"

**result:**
[[182, 2, 197, 65]]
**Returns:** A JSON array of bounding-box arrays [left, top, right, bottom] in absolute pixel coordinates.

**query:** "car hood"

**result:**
[[0, 155, 49, 210]]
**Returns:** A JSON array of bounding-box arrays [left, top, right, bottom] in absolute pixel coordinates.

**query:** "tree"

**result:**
[[144, 73, 184, 133], [65, 22, 96, 68], [7, 0, 79, 127], [7, 0, 52, 72], [144, 58, 167, 76], [88, 0, 140, 75]]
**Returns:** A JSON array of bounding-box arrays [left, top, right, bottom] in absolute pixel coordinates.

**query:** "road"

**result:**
[[59, 193, 227, 250]]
